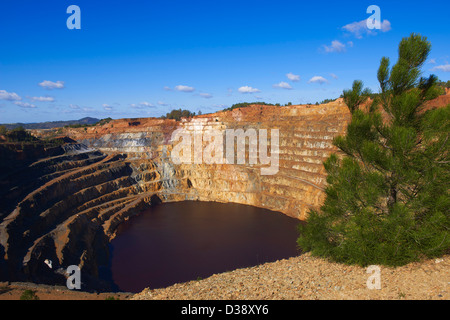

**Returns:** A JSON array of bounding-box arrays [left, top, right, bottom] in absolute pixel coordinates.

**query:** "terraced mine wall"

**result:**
[[0, 101, 351, 291], [74, 101, 351, 220]]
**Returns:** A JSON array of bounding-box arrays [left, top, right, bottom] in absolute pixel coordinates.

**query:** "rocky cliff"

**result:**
[[0, 146, 163, 290], [70, 100, 351, 220]]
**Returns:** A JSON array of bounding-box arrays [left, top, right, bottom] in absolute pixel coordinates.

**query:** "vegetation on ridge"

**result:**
[[0, 126, 67, 146], [64, 117, 113, 128], [0, 117, 101, 130], [160, 109, 197, 121], [297, 33, 450, 267]]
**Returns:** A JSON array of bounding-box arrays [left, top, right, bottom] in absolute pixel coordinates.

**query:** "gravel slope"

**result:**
[[132, 253, 449, 300]]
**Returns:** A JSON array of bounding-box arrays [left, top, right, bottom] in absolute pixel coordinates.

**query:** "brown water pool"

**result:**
[[109, 201, 303, 293]]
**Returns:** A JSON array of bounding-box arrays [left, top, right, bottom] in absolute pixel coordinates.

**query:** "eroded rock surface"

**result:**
[[70, 101, 352, 220], [0, 146, 165, 290]]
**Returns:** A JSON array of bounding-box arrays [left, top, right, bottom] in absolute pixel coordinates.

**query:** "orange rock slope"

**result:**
[[66, 99, 352, 220]]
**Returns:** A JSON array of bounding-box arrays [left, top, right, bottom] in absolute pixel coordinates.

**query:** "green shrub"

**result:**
[[162, 109, 196, 121], [5, 127, 38, 143], [20, 290, 39, 300]]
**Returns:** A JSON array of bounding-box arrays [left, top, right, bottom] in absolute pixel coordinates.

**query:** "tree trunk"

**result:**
[[387, 185, 397, 211]]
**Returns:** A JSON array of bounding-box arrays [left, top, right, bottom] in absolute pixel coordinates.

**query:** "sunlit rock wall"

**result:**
[[72, 101, 351, 220]]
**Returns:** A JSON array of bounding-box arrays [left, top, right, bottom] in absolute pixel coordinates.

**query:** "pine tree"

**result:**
[[297, 33, 450, 266], [342, 80, 372, 114]]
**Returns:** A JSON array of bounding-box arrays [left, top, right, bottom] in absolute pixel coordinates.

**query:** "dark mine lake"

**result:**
[[109, 201, 303, 293]]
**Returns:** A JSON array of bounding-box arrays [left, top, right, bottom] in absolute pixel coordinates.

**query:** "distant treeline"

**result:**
[[0, 126, 38, 142], [64, 117, 113, 128], [437, 80, 450, 88], [1, 117, 100, 130], [223, 102, 274, 111], [0, 126, 66, 147], [161, 101, 343, 118], [222, 101, 298, 112]]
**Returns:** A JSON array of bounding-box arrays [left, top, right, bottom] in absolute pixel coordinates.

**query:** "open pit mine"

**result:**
[[1, 93, 446, 292]]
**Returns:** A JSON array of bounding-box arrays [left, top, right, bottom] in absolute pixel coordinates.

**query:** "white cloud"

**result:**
[[342, 19, 391, 39], [343, 20, 370, 38], [14, 101, 36, 108], [380, 20, 392, 32], [323, 40, 346, 53], [69, 104, 80, 109], [0, 90, 21, 101], [103, 104, 113, 111], [238, 86, 261, 93], [199, 93, 213, 99], [308, 76, 328, 84], [273, 81, 293, 89], [432, 64, 450, 72], [29, 96, 55, 102], [130, 102, 156, 109], [174, 85, 195, 92], [330, 73, 338, 80], [428, 58, 436, 64], [286, 73, 300, 82], [39, 80, 65, 90], [163, 86, 172, 91], [139, 101, 155, 107], [157, 101, 168, 106]]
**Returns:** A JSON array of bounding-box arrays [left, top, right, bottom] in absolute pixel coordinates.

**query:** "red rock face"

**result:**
[[60, 100, 353, 220], [425, 88, 450, 110]]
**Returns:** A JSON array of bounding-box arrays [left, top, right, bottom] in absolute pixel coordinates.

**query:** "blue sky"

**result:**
[[0, 0, 449, 123]]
